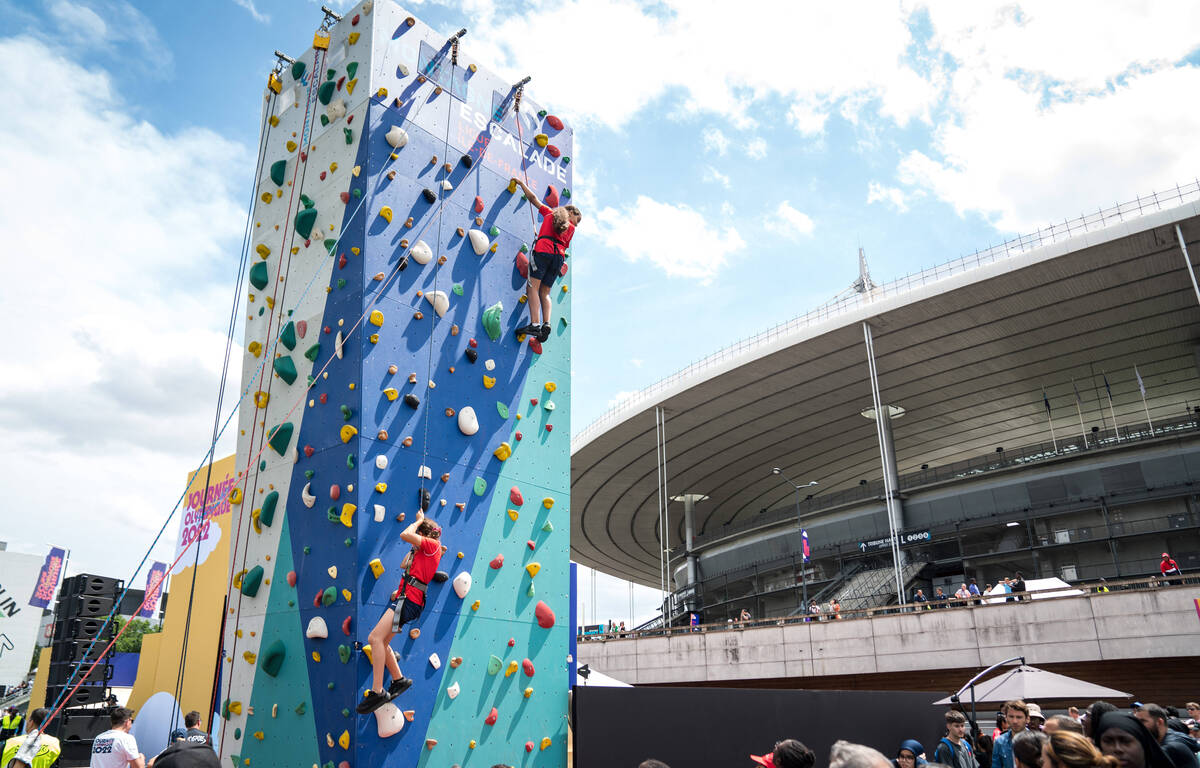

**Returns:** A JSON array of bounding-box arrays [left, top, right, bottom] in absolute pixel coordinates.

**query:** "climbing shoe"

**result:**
[[388, 677, 413, 699], [537, 323, 551, 342], [514, 323, 540, 339], [355, 689, 389, 714]]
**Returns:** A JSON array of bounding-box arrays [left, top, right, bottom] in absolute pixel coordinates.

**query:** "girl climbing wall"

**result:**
[[512, 177, 581, 343], [357, 512, 445, 714]]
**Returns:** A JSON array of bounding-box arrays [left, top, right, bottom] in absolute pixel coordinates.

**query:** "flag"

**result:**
[[801, 529, 810, 563], [1102, 371, 1113, 400], [1072, 379, 1083, 404], [137, 561, 168, 619], [1042, 388, 1052, 416], [1135, 365, 1146, 397], [28, 547, 65, 609]]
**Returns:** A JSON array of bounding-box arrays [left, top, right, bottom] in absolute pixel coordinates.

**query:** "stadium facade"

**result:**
[[571, 185, 1200, 626]]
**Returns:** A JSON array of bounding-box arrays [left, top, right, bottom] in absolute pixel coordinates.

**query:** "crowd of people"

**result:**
[[634, 698, 1200, 768]]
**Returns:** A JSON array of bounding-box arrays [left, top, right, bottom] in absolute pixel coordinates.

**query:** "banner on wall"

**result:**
[[173, 458, 238, 576], [137, 562, 168, 619], [28, 547, 66, 609], [0, 551, 51, 686]]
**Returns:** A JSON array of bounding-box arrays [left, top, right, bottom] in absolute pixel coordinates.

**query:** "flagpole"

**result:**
[[1102, 370, 1121, 442], [1073, 379, 1089, 448], [1135, 365, 1154, 436], [1042, 387, 1058, 453]]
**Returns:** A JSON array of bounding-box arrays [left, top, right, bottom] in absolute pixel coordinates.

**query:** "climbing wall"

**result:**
[[219, 2, 573, 766]]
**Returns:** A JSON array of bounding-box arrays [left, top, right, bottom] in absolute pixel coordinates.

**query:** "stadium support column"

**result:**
[[863, 321, 906, 605], [674, 493, 708, 615]]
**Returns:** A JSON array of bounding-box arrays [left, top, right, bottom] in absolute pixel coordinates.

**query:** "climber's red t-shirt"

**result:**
[[403, 538, 443, 606], [534, 204, 575, 255]]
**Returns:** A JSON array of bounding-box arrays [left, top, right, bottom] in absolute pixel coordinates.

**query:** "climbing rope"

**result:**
[[512, 91, 542, 253]]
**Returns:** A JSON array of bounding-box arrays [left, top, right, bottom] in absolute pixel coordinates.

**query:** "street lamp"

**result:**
[[772, 468, 818, 609]]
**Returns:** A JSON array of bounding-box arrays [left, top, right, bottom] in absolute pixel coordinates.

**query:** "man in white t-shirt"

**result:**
[[91, 707, 145, 768]]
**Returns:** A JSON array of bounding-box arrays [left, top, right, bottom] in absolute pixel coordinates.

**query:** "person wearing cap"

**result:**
[[1097, 712, 1176, 768], [1028, 704, 1046, 731], [751, 739, 815, 768], [1134, 704, 1199, 768], [994, 700, 1031, 768], [1159, 553, 1181, 586]]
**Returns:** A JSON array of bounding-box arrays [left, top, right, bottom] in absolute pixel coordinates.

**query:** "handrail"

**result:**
[[577, 574, 1188, 641], [573, 181, 1200, 449]]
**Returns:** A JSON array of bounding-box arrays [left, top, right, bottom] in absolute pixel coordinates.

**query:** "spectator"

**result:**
[[1089, 702, 1121, 745], [1002, 579, 1016, 603], [1187, 705, 1200, 724], [830, 598, 842, 619], [809, 600, 822, 621], [1097, 579, 1110, 593], [1, 707, 60, 768], [1097, 712, 1175, 768], [1029, 704, 1046, 731], [894, 740, 927, 768], [1042, 729, 1119, 768], [1071, 708, 1083, 722], [831, 741, 892, 768], [689, 612, 700, 631], [955, 583, 972, 604], [933, 587, 948, 608], [994, 709, 1009, 742], [1013, 731, 1048, 768], [740, 609, 752, 625], [977, 735, 994, 768], [1046, 715, 1086, 736], [993, 700, 1031, 768], [914, 589, 929, 609], [90, 707, 144, 768], [147, 741, 219, 768], [0, 707, 21, 742], [751, 738, 816, 768], [1134, 704, 1199, 768], [1012, 572, 1027, 601], [969, 578, 983, 604], [1159, 554, 1181, 586], [934, 710, 980, 768]]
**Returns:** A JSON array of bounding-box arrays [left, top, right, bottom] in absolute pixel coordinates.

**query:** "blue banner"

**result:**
[[28, 546, 65, 608], [801, 529, 810, 563], [137, 561, 168, 619]]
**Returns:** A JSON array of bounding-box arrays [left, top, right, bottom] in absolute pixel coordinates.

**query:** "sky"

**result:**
[[1, 0, 1199, 630]]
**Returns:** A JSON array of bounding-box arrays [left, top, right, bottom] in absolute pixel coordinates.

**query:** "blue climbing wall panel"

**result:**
[[220, 2, 572, 767]]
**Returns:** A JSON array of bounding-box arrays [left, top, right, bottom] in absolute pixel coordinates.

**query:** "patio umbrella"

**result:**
[[933, 664, 1131, 705]]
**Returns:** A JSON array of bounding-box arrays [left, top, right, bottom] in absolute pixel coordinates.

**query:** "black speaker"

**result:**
[[53, 618, 111, 643], [58, 737, 94, 768], [45, 684, 108, 708], [60, 575, 122, 598], [56, 708, 110, 742], [56, 595, 114, 620], [50, 640, 106, 664], [46, 662, 112, 688]]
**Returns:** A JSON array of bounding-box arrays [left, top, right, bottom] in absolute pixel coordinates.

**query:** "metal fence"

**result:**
[[574, 181, 1200, 450]]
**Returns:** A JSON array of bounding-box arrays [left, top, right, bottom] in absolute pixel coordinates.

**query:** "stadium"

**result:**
[[571, 184, 1200, 627]]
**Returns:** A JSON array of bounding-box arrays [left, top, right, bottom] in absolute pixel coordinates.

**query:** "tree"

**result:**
[[112, 617, 162, 653]]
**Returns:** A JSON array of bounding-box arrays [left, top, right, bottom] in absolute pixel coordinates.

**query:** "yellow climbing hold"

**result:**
[[342, 588, 352, 601], [286, 140, 297, 152], [471, 600, 480, 611], [361, 644, 373, 664], [540, 737, 552, 750], [345, 78, 358, 94], [229, 702, 243, 715], [253, 731, 264, 741], [348, 32, 360, 44], [341, 425, 358, 443], [493, 442, 512, 461], [255, 244, 270, 259], [248, 341, 262, 357], [505, 660, 518, 677], [525, 562, 541, 579], [254, 391, 270, 408], [545, 381, 557, 393], [340, 503, 356, 527], [378, 206, 393, 224], [507, 509, 518, 521], [374, 482, 387, 493], [369, 333, 379, 344], [469, 740, 477, 749], [507, 179, 518, 194], [369, 309, 384, 326], [229, 488, 243, 504], [243, 651, 257, 664], [534, 133, 549, 147], [524, 687, 534, 698], [369, 558, 384, 578], [543, 497, 555, 509], [268, 114, 279, 127], [483, 375, 496, 389], [376, 87, 388, 98], [338, 731, 349, 750], [383, 387, 398, 401]]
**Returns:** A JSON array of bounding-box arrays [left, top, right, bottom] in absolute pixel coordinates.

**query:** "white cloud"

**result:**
[[867, 181, 909, 212], [744, 137, 768, 160], [764, 200, 815, 240], [702, 165, 730, 188], [594, 195, 745, 282], [231, 0, 270, 23], [45, 0, 172, 74], [787, 97, 830, 136], [702, 126, 730, 156], [0, 36, 247, 574]]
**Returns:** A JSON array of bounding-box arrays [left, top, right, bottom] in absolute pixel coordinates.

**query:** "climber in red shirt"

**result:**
[[1159, 552, 1181, 585], [357, 511, 444, 714], [512, 177, 581, 343]]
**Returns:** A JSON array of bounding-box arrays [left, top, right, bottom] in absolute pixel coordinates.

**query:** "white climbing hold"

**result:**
[[305, 616, 328, 639], [452, 572, 472, 599], [484, 359, 495, 371], [417, 465, 432, 480], [467, 229, 489, 256], [335, 331, 345, 359], [410, 240, 433, 265], [440, 179, 453, 191], [425, 290, 449, 318], [429, 652, 441, 670], [301, 483, 316, 508], [457, 406, 479, 436], [373, 504, 385, 522], [374, 702, 404, 738], [376, 455, 388, 470], [385, 125, 409, 148], [446, 681, 460, 700], [327, 99, 346, 121]]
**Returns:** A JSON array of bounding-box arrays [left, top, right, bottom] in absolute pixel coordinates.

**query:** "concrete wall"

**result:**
[[579, 587, 1199, 685]]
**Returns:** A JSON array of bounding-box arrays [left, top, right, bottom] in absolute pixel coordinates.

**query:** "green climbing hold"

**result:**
[[327, 682, 335, 690], [260, 638, 286, 677], [473, 477, 487, 496], [482, 301, 503, 342], [326, 68, 336, 81], [344, 537, 353, 547], [259, 460, 266, 471], [496, 402, 509, 418], [305, 343, 321, 362], [487, 655, 503, 675], [249, 261, 269, 290], [321, 586, 337, 606], [520, 244, 529, 254], [260, 491, 279, 527], [527, 582, 535, 597], [352, 187, 361, 198], [300, 194, 315, 209], [267, 422, 294, 455], [346, 453, 355, 469], [542, 520, 554, 532], [295, 702, 307, 715], [222, 700, 231, 720], [234, 728, 241, 740], [280, 321, 297, 351], [295, 208, 318, 240], [288, 599, 294, 607], [563, 188, 571, 199], [318, 81, 335, 105], [563, 156, 571, 165], [344, 128, 353, 144], [340, 404, 353, 421], [346, 62, 358, 79], [559, 316, 569, 328], [337, 644, 351, 663], [273, 356, 298, 385], [304, 469, 314, 479], [320, 114, 329, 127], [324, 239, 337, 254], [488, 225, 500, 237], [306, 375, 315, 386], [269, 159, 287, 186], [258, 306, 265, 316], [341, 708, 350, 718], [303, 546, 311, 555], [240, 565, 264, 597], [291, 60, 306, 80], [327, 507, 340, 523], [337, 278, 346, 289]]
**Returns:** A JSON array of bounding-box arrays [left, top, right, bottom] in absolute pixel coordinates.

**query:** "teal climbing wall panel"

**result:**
[[219, 2, 572, 767]]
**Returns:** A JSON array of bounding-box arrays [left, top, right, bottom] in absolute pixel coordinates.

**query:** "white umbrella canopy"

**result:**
[[933, 665, 1131, 705]]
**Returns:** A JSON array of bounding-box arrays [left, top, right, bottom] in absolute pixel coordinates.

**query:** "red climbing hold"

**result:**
[[319, 393, 328, 404], [340, 762, 351, 768], [323, 325, 332, 334], [547, 115, 564, 130], [489, 554, 504, 569], [338, 253, 348, 269], [526, 540, 535, 550], [526, 741, 535, 753], [529, 339, 543, 354], [342, 616, 352, 635], [468, 338, 478, 348], [320, 170, 328, 180], [330, 485, 340, 500], [335, 78, 343, 92], [304, 445, 315, 457], [351, 13, 359, 24], [287, 571, 297, 587], [535, 600, 556, 628], [473, 196, 484, 213], [485, 707, 498, 726], [545, 424, 554, 432], [300, 152, 307, 162], [510, 487, 524, 506], [522, 658, 535, 677], [507, 638, 515, 647], [313, 591, 323, 608], [546, 144, 561, 158], [296, 320, 307, 338], [514, 431, 523, 441], [543, 185, 559, 207], [530, 398, 538, 406], [340, 191, 350, 203], [515, 251, 529, 278], [560, 261, 569, 276]]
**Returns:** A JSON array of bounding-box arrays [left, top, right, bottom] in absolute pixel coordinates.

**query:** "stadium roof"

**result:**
[[571, 186, 1200, 587]]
